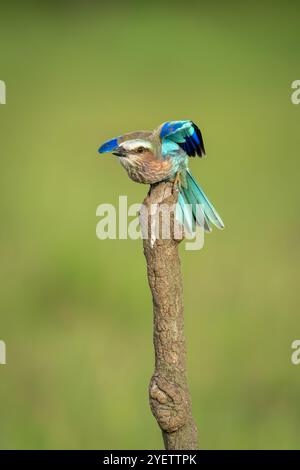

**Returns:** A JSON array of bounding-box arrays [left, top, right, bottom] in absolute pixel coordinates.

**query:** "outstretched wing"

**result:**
[[159, 120, 205, 157], [98, 137, 119, 154]]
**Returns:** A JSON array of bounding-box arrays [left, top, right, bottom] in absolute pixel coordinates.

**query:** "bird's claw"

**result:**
[[172, 172, 181, 193]]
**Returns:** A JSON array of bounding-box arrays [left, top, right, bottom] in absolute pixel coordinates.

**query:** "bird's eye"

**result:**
[[137, 146, 144, 153]]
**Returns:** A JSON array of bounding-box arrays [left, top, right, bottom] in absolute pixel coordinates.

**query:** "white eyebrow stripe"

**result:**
[[120, 139, 153, 151]]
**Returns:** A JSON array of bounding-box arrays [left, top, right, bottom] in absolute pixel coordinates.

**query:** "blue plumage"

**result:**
[[180, 171, 224, 232], [98, 120, 224, 235], [160, 120, 205, 158], [160, 121, 185, 138], [98, 137, 119, 154]]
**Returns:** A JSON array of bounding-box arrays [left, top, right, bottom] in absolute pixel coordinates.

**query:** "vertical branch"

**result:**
[[140, 181, 198, 450]]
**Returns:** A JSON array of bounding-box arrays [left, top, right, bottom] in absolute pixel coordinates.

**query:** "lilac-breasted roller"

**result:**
[[98, 120, 224, 233]]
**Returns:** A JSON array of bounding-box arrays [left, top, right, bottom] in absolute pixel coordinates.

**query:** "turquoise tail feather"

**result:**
[[176, 192, 195, 233], [176, 170, 224, 233]]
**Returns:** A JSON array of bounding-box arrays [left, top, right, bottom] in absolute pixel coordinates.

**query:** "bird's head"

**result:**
[[112, 139, 155, 161], [98, 133, 157, 182], [98, 131, 155, 162]]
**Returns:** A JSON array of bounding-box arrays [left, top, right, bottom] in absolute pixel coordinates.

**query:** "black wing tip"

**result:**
[[192, 122, 206, 157]]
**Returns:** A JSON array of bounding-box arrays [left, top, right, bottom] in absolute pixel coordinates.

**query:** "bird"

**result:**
[[98, 120, 224, 233]]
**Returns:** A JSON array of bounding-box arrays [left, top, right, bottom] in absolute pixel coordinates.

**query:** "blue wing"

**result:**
[[98, 137, 119, 154], [160, 120, 205, 157]]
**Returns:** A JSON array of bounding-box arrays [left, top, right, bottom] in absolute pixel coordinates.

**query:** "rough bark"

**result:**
[[140, 181, 198, 450]]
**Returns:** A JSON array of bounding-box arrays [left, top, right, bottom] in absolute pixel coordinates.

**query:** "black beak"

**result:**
[[112, 146, 127, 157]]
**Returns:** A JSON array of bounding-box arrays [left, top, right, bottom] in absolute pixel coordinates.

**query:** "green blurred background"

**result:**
[[0, 1, 299, 450]]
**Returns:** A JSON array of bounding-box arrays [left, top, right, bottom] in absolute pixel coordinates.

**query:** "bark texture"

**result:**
[[140, 181, 198, 450]]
